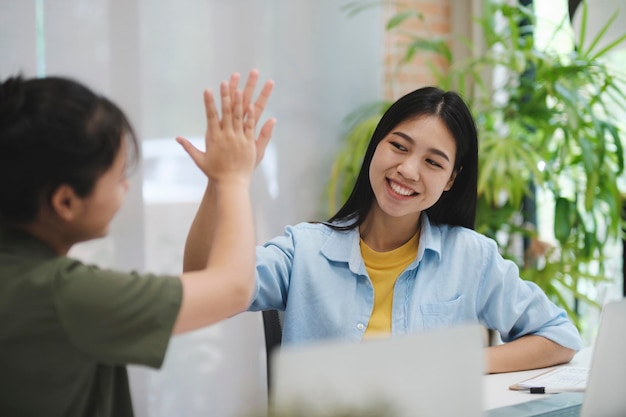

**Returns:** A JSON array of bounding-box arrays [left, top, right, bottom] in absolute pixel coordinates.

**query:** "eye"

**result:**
[[390, 141, 407, 152], [426, 158, 443, 168]]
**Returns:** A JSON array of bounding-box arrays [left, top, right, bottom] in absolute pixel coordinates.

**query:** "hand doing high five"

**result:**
[[229, 69, 276, 167], [177, 82, 255, 184], [177, 69, 276, 182]]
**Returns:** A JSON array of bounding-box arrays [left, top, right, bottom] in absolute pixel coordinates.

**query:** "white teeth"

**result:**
[[389, 181, 414, 196]]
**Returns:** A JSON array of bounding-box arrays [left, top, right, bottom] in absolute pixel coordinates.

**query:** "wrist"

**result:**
[[210, 175, 252, 189]]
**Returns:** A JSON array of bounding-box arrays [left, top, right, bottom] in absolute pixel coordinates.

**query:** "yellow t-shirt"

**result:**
[[360, 233, 419, 337]]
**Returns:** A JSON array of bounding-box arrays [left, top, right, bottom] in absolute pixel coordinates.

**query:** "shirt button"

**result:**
[[356, 323, 365, 330]]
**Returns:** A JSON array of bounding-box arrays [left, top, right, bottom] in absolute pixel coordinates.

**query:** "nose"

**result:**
[[397, 158, 420, 182]]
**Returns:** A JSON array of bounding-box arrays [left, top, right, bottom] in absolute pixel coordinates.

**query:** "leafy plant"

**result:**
[[328, 0, 626, 327]]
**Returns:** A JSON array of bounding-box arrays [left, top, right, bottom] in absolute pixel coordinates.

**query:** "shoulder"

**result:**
[[426, 222, 499, 256], [261, 222, 357, 261], [287, 221, 337, 233], [52, 257, 182, 301], [279, 221, 351, 242]]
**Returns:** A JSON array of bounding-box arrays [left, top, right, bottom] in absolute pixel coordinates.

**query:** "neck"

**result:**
[[360, 211, 421, 252], [20, 217, 74, 256]]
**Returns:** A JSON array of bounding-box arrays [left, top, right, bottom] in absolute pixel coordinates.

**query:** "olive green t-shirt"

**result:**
[[0, 227, 183, 417]]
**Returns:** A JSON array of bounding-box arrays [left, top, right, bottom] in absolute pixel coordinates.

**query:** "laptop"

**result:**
[[486, 298, 626, 417], [269, 324, 485, 417]]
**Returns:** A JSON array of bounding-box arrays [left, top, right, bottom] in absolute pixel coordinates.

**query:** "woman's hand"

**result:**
[[177, 69, 276, 182], [230, 69, 276, 167], [177, 80, 256, 185]]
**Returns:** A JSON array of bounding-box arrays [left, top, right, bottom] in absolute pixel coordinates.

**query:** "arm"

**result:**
[[183, 69, 275, 273], [171, 77, 270, 334], [486, 335, 576, 374], [473, 237, 581, 373]]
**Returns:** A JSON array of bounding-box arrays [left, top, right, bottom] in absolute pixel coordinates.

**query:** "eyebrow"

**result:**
[[391, 131, 451, 162]]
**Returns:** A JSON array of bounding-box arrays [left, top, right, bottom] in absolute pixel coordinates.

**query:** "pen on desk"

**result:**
[[530, 387, 553, 394], [529, 387, 585, 394]]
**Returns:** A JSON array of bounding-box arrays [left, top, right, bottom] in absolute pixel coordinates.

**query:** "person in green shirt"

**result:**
[[0, 69, 275, 417]]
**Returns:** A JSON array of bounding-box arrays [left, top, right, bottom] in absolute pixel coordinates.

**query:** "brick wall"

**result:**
[[382, 0, 452, 100]]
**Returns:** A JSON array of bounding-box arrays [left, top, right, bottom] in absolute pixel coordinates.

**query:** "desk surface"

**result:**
[[483, 347, 592, 410]]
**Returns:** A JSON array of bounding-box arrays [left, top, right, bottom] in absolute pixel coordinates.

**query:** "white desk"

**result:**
[[483, 347, 592, 411]]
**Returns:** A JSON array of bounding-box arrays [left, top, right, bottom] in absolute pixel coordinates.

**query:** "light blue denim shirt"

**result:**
[[249, 216, 582, 350]]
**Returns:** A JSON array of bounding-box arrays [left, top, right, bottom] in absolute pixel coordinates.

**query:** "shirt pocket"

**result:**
[[419, 296, 466, 331]]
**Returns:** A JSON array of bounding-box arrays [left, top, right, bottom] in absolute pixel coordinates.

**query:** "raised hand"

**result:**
[[177, 80, 256, 184], [228, 69, 276, 167]]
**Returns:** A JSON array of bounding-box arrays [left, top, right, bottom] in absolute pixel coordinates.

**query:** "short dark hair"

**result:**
[[0, 75, 139, 225], [327, 86, 478, 230]]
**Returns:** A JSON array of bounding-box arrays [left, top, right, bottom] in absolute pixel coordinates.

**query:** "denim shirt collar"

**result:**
[[418, 215, 443, 263], [319, 225, 364, 275], [319, 214, 443, 276]]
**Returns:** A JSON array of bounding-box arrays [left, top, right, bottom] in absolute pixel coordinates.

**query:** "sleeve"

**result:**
[[248, 225, 298, 312], [475, 237, 583, 351], [51, 258, 183, 368]]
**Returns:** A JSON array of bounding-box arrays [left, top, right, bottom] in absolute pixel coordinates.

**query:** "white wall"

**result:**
[[0, 1, 383, 416]]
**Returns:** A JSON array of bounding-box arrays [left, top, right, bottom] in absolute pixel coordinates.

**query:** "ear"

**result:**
[[444, 166, 462, 191], [50, 184, 82, 221]]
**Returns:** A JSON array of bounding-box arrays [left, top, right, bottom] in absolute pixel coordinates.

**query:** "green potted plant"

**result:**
[[327, 0, 626, 330]]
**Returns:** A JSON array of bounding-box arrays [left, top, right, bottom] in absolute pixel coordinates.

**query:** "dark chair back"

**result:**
[[262, 310, 283, 391]]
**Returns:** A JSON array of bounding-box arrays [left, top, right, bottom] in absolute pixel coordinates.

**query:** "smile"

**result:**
[[388, 180, 416, 197]]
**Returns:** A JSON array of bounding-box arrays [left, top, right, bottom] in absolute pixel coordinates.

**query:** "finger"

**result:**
[[203, 88, 220, 136], [232, 89, 244, 131], [255, 117, 276, 164], [176, 136, 205, 167], [252, 79, 274, 124], [220, 81, 233, 130], [229, 72, 241, 102], [243, 104, 256, 140], [242, 69, 260, 110]]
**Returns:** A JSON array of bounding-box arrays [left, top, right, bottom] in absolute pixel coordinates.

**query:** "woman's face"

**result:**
[[368, 115, 458, 224]]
